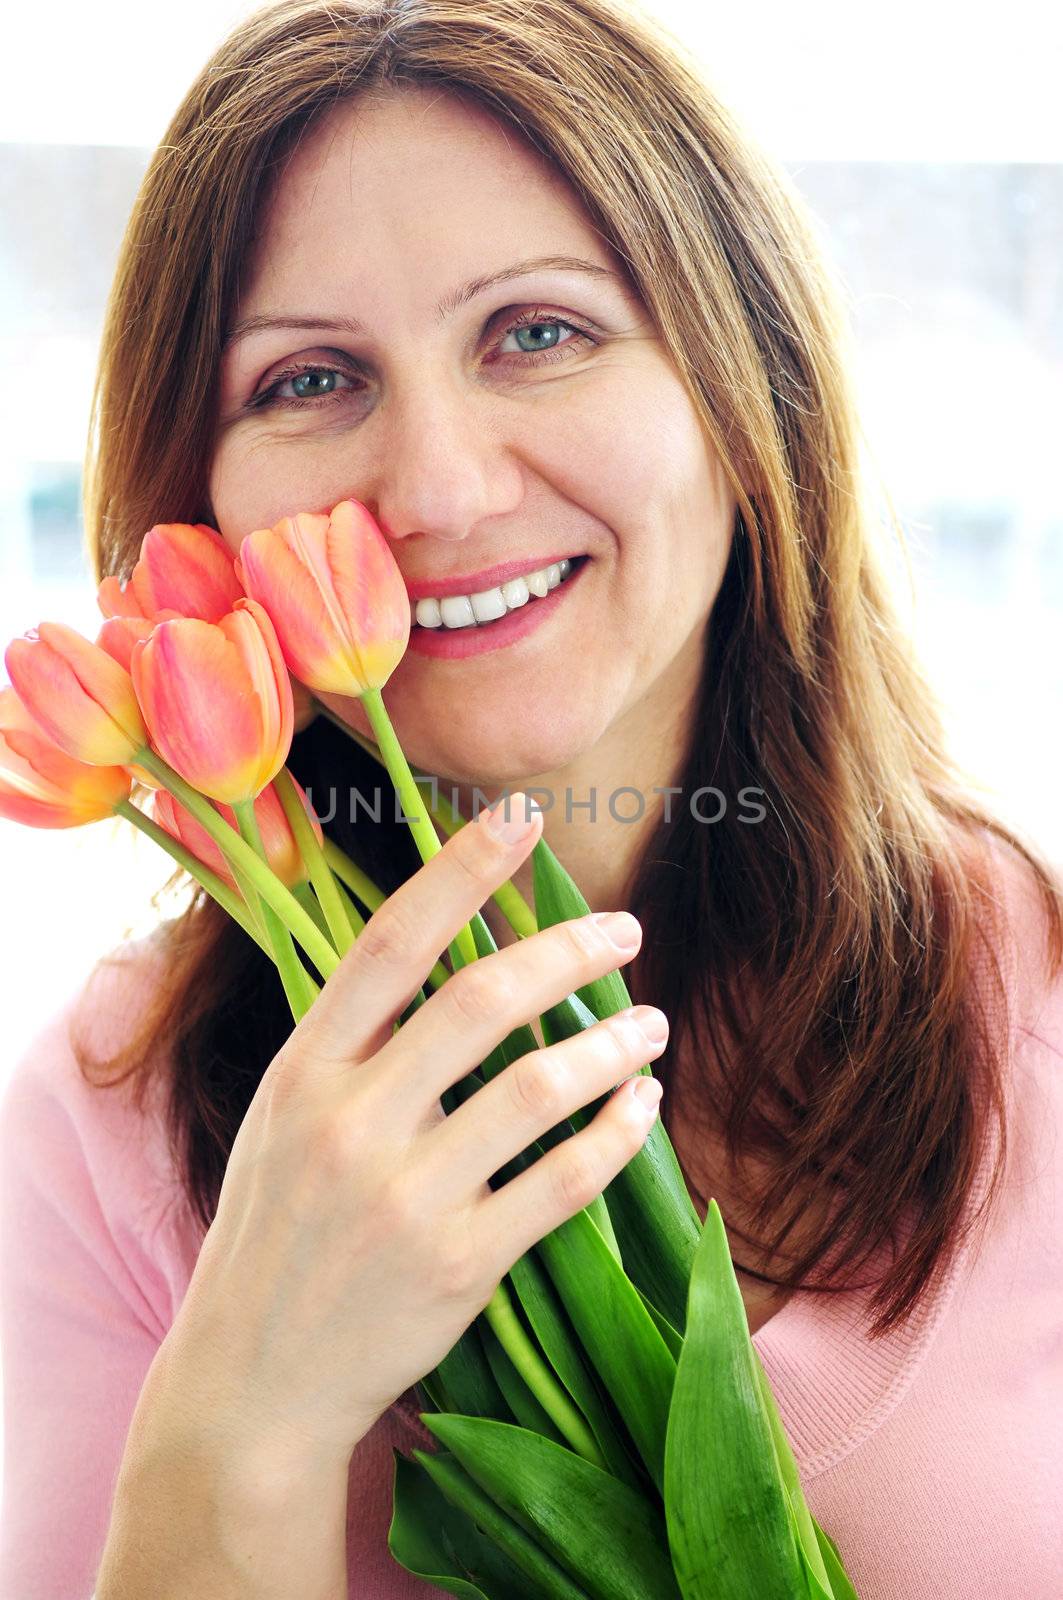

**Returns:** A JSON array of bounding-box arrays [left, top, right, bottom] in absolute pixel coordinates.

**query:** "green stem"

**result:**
[[292, 881, 333, 943], [414, 778, 538, 938], [233, 800, 316, 1021], [321, 838, 451, 992], [136, 748, 339, 981], [313, 699, 538, 940], [222, 847, 270, 946], [321, 836, 384, 914], [115, 799, 268, 952], [332, 877, 367, 937], [482, 1280, 607, 1470], [273, 768, 355, 956], [359, 687, 478, 971]]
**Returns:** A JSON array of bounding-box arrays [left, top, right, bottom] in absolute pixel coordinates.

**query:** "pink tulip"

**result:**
[[237, 499, 410, 695], [93, 619, 167, 788], [0, 686, 131, 828], [5, 622, 147, 766], [97, 616, 154, 673], [131, 598, 293, 804], [97, 522, 243, 624], [152, 777, 321, 889]]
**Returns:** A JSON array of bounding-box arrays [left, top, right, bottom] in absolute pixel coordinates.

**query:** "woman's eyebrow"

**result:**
[[222, 254, 630, 351]]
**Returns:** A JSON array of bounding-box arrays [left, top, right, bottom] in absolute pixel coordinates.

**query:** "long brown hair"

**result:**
[[82, 0, 1061, 1334]]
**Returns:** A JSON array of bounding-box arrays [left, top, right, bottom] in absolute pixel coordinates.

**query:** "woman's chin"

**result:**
[[312, 681, 603, 792]]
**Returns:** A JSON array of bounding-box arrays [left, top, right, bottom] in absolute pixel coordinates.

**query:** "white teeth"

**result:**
[[439, 595, 476, 629], [470, 586, 509, 623], [412, 558, 580, 627], [415, 597, 443, 628]]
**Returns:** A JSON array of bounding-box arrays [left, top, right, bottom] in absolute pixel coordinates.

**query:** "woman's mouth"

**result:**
[[405, 555, 589, 661]]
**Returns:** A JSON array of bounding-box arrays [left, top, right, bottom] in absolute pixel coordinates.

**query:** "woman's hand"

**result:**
[[152, 793, 667, 1476]]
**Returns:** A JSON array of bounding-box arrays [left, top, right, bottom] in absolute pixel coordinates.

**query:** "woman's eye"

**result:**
[[496, 315, 589, 362], [246, 363, 361, 411], [248, 314, 592, 413]]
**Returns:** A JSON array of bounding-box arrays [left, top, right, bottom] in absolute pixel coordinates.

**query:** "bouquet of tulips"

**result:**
[[0, 501, 862, 1599]]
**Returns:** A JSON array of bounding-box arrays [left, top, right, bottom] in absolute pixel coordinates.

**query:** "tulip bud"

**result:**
[[97, 522, 243, 624], [238, 499, 410, 696], [0, 685, 131, 828], [152, 776, 320, 889], [5, 622, 148, 766], [131, 599, 293, 804]]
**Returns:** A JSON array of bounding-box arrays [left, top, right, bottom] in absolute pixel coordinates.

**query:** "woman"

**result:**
[[1, 0, 1059, 1595]]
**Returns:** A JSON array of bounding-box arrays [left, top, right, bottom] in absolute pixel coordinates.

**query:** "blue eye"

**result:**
[[248, 309, 594, 412]]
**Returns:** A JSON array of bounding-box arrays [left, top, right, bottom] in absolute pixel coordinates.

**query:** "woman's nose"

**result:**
[[363, 380, 525, 545]]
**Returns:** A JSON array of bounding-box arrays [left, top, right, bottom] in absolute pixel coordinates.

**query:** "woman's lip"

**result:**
[[406, 558, 588, 661], [403, 553, 584, 602]]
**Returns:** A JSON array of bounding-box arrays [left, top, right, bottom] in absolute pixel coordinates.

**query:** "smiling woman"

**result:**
[[2, 1, 1061, 1598]]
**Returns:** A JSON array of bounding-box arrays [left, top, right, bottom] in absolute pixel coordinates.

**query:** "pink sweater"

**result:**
[[1, 837, 1060, 1599]]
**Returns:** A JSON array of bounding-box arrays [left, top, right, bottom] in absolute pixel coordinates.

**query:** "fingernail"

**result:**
[[631, 1076, 663, 1112], [618, 1005, 669, 1046], [482, 792, 541, 845], [589, 910, 642, 951]]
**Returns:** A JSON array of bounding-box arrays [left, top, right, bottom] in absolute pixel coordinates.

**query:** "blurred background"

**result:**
[[1, 0, 1060, 1064]]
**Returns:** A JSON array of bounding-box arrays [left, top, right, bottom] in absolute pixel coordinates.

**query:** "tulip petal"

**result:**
[[133, 620, 264, 803], [97, 574, 145, 621], [327, 500, 411, 685], [37, 622, 147, 748], [140, 522, 244, 621], [239, 501, 411, 696], [153, 788, 235, 886], [241, 525, 358, 692], [97, 616, 154, 673], [220, 600, 294, 794], [6, 628, 145, 766], [0, 721, 129, 827]]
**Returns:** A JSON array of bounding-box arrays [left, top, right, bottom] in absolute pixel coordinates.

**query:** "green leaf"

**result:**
[[636, 1286, 684, 1361], [505, 1247, 648, 1493], [664, 1200, 803, 1599], [422, 1414, 682, 1600], [429, 1319, 515, 1423], [534, 1203, 677, 1493], [530, 837, 632, 1021], [753, 1354, 835, 1594], [412, 1446, 593, 1598], [388, 1450, 502, 1597], [812, 1526, 863, 1600]]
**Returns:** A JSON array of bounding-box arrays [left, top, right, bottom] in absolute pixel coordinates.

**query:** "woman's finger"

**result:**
[[370, 906, 645, 1121], [473, 1068, 664, 1280], [420, 1004, 669, 1194], [295, 792, 543, 1067]]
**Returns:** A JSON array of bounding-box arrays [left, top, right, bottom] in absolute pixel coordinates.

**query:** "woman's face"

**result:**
[[209, 86, 736, 788]]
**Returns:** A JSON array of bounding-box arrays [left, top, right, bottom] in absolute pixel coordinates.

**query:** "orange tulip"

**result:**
[[97, 522, 243, 624], [92, 620, 164, 789], [0, 686, 131, 828], [131, 598, 293, 804], [96, 616, 154, 674], [237, 499, 410, 695], [5, 622, 147, 766], [152, 777, 321, 889]]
